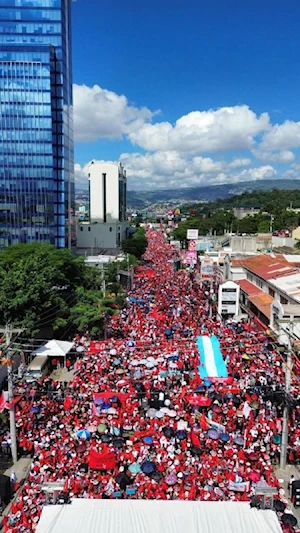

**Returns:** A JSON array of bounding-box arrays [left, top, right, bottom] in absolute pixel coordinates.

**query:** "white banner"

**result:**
[[187, 229, 199, 240], [228, 480, 250, 492]]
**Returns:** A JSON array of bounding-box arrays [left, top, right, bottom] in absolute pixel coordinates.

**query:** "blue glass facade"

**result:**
[[0, 0, 75, 248]]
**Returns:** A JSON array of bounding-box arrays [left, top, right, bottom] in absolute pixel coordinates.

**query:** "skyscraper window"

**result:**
[[0, 0, 75, 248]]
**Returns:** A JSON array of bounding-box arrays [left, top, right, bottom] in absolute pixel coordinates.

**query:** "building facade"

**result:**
[[77, 161, 128, 252], [0, 0, 75, 248]]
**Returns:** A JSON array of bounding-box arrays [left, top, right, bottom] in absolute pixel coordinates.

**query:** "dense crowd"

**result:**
[[3, 229, 300, 532]]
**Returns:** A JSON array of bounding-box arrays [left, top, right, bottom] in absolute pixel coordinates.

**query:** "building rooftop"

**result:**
[[269, 272, 300, 304], [232, 254, 298, 280], [238, 279, 263, 296], [248, 293, 273, 319]]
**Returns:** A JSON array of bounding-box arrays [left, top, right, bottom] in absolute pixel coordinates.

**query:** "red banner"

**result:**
[[89, 341, 107, 354], [89, 449, 116, 470], [186, 396, 212, 407]]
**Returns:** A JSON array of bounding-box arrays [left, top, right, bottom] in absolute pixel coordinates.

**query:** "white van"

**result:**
[[24, 355, 49, 383]]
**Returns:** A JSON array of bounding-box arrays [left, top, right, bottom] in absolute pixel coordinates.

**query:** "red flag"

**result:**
[[0, 391, 6, 413], [200, 412, 209, 431], [191, 430, 200, 447], [188, 480, 196, 500], [89, 449, 116, 470]]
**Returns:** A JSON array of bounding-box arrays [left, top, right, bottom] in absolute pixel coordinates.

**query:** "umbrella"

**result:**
[[87, 424, 97, 432], [116, 472, 131, 490], [162, 427, 175, 438], [165, 474, 178, 486], [131, 360, 140, 367], [112, 438, 124, 449], [273, 500, 286, 512], [242, 354, 251, 360], [167, 410, 177, 417], [76, 429, 91, 440], [126, 341, 135, 347], [97, 423, 107, 433], [151, 471, 163, 482], [116, 369, 125, 375], [176, 430, 187, 440], [141, 461, 156, 474], [143, 436, 153, 445], [204, 379, 212, 387], [160, 407, 171, 414], [146, 408, 157, 418], [146, 362, 155, 369], [155, 411, 165, 419], [113, 359, 121, 366], [110, 349, 117, 356], [117, 379, 128, 387], [77, 443, 86, 453], [234, 436, 244, 446], [129, 462, 141, 475], [195, 386, 205, 392], [282, 514, 297, 527], [106, 407, 118, 415], [191, 446, 203, 456], [220, 433, 230, 442], [207, 429, 220, 440], [250, 401, 259, 409], [30, 406, 40, 414], [76, 346, 85, 353], [101, 433, 113, 443], [272, 435, 281, 444], [101, 403, 111, 410]]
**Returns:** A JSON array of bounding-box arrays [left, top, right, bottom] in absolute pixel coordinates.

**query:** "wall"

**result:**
[[77, 222, 128, 251], [272, 236, 296, 248], [89, 162, 121, 223]]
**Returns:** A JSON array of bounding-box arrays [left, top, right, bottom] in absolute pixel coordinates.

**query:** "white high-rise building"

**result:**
[[89, 161, 127, 223], [77, 161, 128, 253]]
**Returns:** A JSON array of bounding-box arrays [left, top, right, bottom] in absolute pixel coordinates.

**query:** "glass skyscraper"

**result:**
[[0, 0, 75, 248]]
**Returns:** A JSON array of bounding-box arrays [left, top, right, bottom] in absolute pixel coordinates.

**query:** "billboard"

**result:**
[[183, 251, 197, 265], [218, 281, 240, 316], [188, 240, 197, 251], [196, 241, 213, 252], [187, 229, 199, 240], [201, 257, 214, 279]]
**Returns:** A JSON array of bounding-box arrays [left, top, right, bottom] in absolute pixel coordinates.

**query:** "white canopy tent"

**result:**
[[32, 340, 74, 358], [36, 500, 282, 533]]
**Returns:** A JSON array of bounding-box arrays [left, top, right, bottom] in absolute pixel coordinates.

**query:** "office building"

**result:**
[[0, 0, 75, 248], [77, 161, 128, 252]]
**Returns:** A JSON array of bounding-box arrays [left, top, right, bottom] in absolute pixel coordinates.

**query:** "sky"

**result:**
[[72, 0, 300, 191]]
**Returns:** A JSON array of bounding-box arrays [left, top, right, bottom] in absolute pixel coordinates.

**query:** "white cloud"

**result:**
[[117, 151, 276, 190], [228, 158, 252, 169], [252, 149, 295, 163], [128, 105, 270, 153], [283, 163, 300, 180], [260, 120, 300, 151], [73, 84, 154, 142]]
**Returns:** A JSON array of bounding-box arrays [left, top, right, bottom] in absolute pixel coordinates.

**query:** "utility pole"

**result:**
[[280, 322, 293, 469], [0, 325, 24, 464], [101, 264, 106, 298]]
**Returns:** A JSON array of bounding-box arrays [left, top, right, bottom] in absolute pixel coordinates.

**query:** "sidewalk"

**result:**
[[275, 464, 300, 525], [0, 457, 32, 529]]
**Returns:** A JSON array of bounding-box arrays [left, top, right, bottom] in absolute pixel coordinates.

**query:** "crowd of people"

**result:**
[[3, 229, 300, 532]]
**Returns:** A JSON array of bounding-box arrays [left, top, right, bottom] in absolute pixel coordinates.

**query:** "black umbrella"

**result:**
[[273, 500, 286, 512], [151, 470, 163, 482], [115, 472, 131, 490], [135, 382, 145, 392], [191, 446, 203, 456], [162, 427, 175, 438], [101, 433, 113, 443], [282, 514, 297, 527], [112, 438, 124, 449]]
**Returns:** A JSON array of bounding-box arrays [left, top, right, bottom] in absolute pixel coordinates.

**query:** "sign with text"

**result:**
[[187, 229, 199, 240], [218, 281, 240, 316], [201, 257, 214, 279], [183, 251, 197, 265]]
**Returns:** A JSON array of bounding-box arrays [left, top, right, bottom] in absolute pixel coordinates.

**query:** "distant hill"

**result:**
[[127, 179, 300, 209]]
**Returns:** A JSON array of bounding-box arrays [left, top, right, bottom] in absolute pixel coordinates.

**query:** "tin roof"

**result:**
[[238, 279, 263, 296], [249, 293, 273, 319], [232, 254, 297, 280]]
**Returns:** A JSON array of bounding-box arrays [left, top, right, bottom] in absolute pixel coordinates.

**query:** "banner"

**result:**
[[208, 419, 226, 433], [188, 240, 197, 251], [89, 341, 106, 353], [196, 335, 228, 379], [201, 257, 214, 279], [89, 449, 116, 470], [183, 251, 197, 265], [228, 480, 250, 492]]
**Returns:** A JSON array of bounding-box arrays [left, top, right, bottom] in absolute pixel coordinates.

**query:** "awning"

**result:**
[[238, 279, 263, 297], [32, 340, 74, 357], [249, 293, 273, 319]]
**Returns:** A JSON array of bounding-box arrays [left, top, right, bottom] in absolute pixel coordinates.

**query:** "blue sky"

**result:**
[[72, 0, 300, 190]]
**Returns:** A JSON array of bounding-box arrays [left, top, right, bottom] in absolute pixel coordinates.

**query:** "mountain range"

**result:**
[[127, 179, 300, 209]]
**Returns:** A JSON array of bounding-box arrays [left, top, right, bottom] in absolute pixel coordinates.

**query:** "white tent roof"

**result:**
[[32, 340, 74, 358], [36, 500, 282, 533]]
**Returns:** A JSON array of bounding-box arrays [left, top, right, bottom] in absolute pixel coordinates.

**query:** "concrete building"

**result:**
[[77, 161, 128, 253], [233, 207, 261, 220]]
